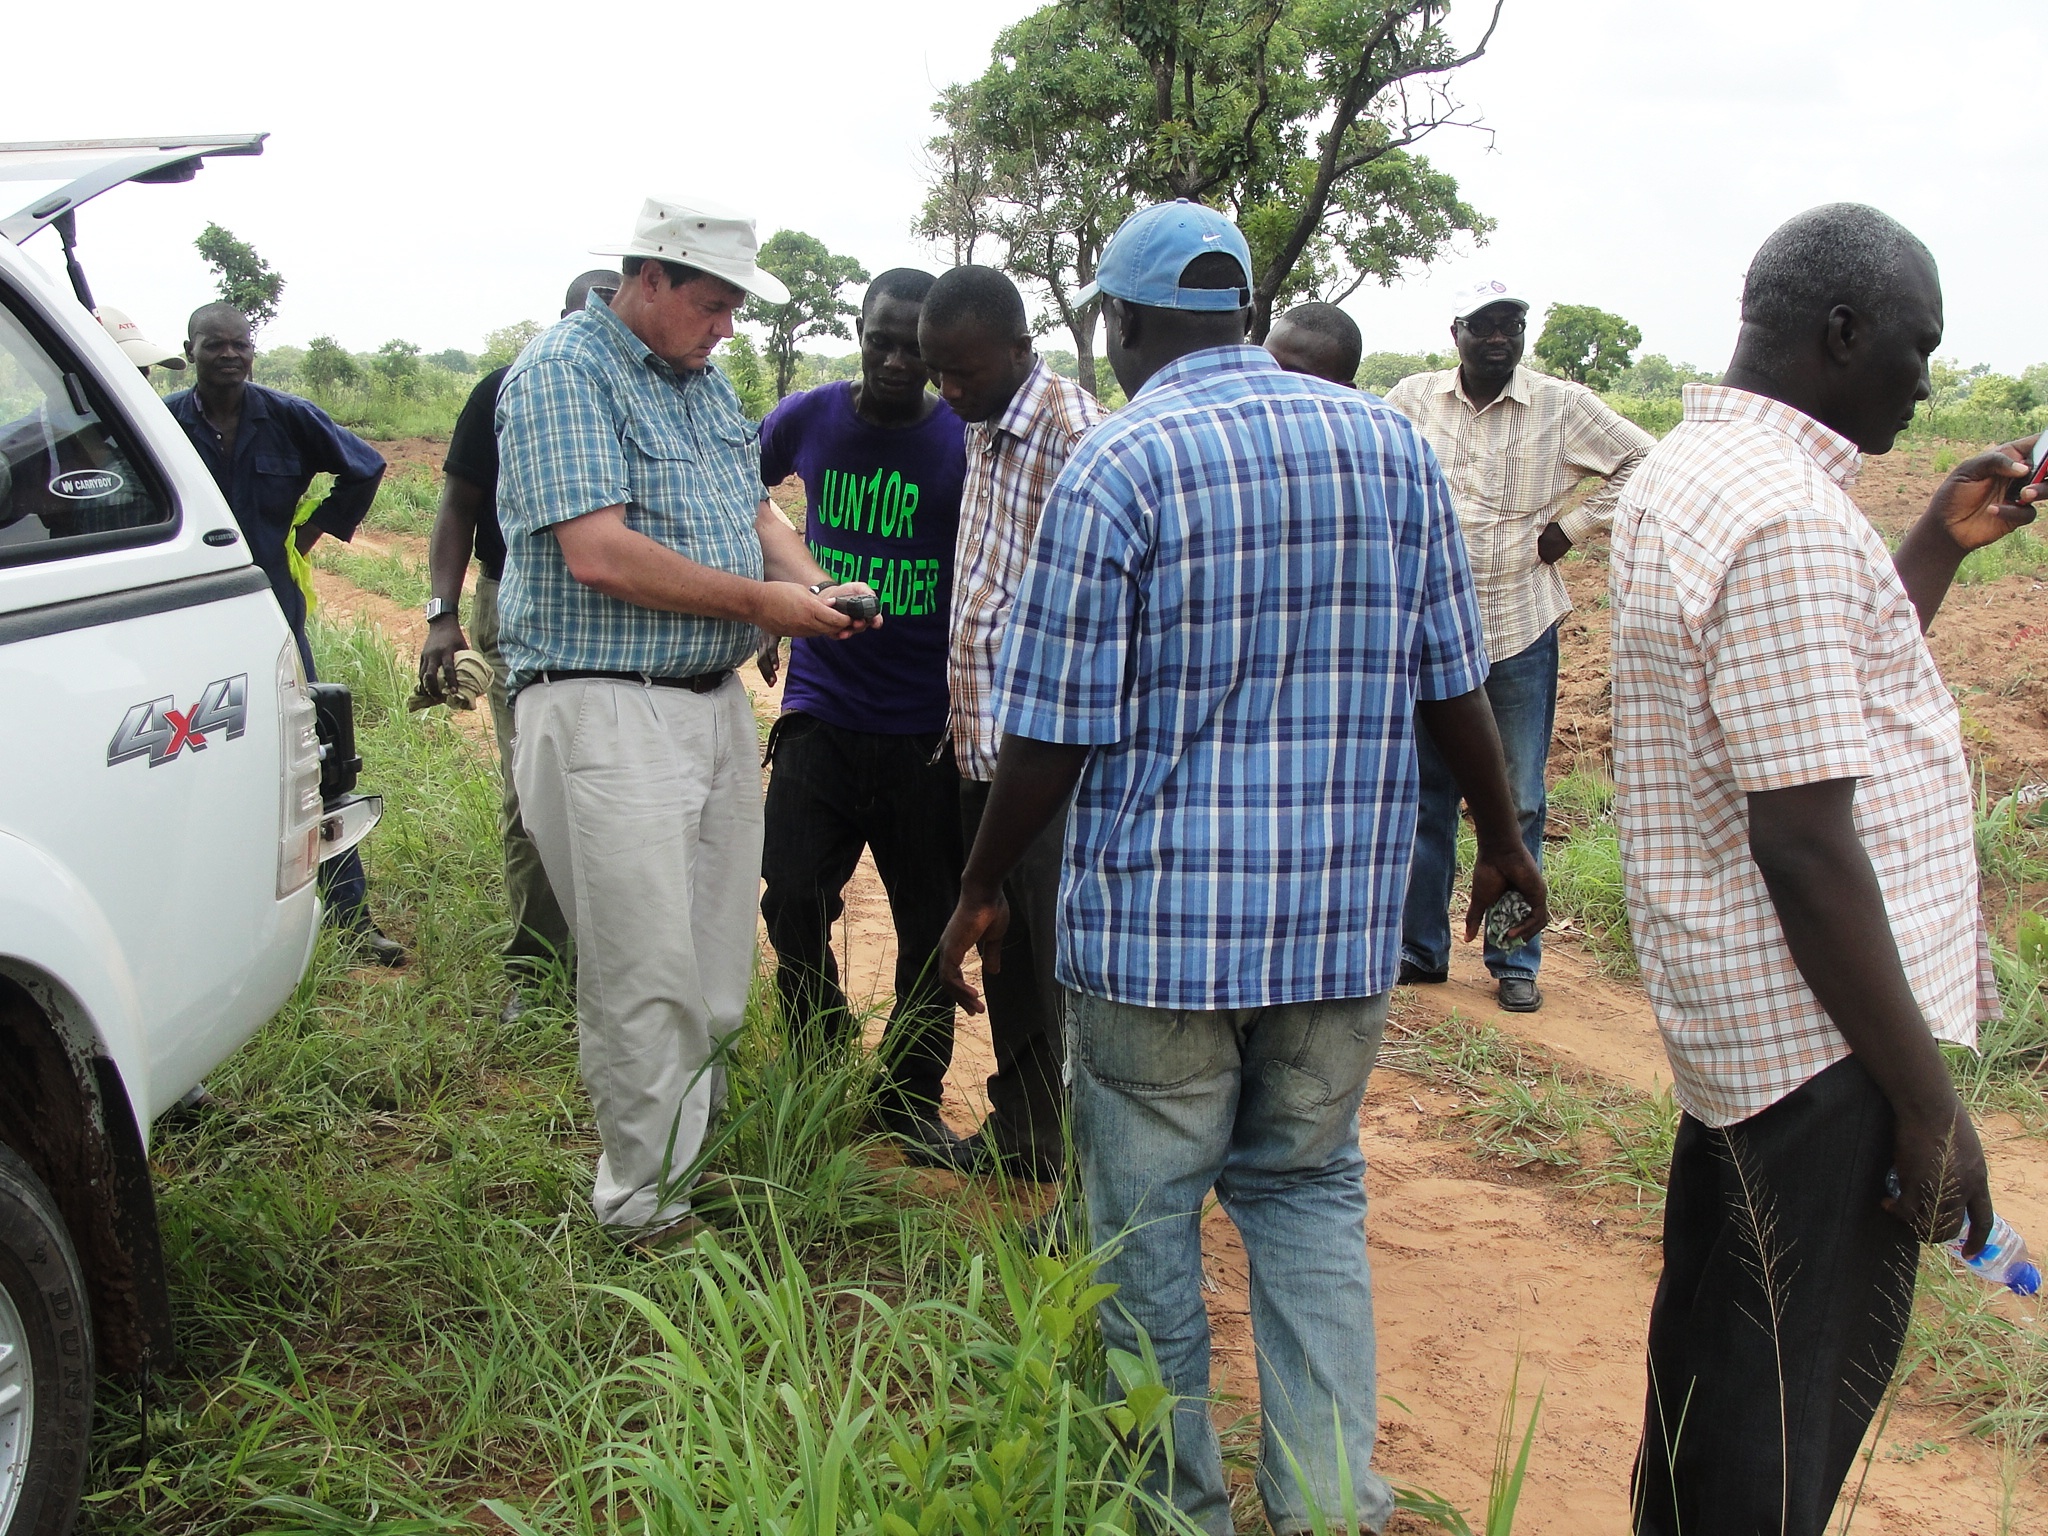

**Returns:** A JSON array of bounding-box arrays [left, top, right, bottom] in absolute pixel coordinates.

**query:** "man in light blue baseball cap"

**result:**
[[940, 199, 1541, 1535], [1073, 197, 1253, 312]]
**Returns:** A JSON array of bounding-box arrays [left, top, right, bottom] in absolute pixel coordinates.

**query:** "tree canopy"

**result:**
[[194, 223, 285, 331], [754, 231, 870, 400], [1533, 303, 1641, 392], [921, 0, 1501, 363]]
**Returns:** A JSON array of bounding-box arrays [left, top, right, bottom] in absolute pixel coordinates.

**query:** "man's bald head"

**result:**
[[1726, 203, 1943, 455], [187, 302, 250, 343], [1267, 302, 1362, 386], [564, 269, 621, 317]]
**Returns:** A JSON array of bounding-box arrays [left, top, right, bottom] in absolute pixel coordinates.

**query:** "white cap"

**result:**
[[591, 196, 791, 306], [97, 307, 184, 369], [1450, 279, 1532, 323]]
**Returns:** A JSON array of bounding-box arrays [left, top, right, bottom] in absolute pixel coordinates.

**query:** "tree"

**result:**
[[924, 2, 1499, 345], [918, 9, 1144, 395], [754, 232, 869, 400], [715, 333, 775, 420], [302, 336, 359, 393], [194, 223, 285, 330], [1533, 304, 1641, 392], [480, 320, 543, 371], [374, 339, 421, 395]]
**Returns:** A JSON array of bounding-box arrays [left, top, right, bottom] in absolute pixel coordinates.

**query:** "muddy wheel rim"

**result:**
[[0, 1281, 34, 1530]]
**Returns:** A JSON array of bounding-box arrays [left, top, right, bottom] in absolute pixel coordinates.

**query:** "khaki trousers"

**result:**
[[511, 673, 762, 1229], [471, 576, 571, 976]]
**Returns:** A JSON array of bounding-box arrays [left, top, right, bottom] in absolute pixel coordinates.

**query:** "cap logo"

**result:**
[[1490, 281, 1506, 292]]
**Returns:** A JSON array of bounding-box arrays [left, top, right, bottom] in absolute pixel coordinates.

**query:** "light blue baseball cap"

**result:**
[[1075, 199, 1252, 312]]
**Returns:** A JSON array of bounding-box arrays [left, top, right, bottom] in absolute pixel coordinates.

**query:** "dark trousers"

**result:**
[[760, 714, 962, 1121], [958, 775, 1069, 1172], [1634, 1055, 1918, 1536]]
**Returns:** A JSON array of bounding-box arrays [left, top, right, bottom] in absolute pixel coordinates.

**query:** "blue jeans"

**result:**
[[1071, 989, 1395, 1535], [1401, 623, 1557, 982]]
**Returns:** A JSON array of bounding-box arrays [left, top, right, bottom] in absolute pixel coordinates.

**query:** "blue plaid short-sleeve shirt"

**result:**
[[994, 346, 1489, 1010], [496, 300, 764, 690]]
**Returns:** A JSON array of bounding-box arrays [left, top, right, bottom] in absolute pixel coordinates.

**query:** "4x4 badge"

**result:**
[[107, 674, 248, 768]]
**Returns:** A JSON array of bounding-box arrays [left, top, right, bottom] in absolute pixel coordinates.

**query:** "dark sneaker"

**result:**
[[1496, 977, 1543, 1013], [1398, 959, 1448, 985], [982, 1137, 1064, 1183], [339, 922, 407, 967], [889, 1115, 985, 1174], [1021, 1198, 1087, 1256]]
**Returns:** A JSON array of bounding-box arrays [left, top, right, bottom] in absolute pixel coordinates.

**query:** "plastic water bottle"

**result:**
[[1945, 1214, 2042, 1297]]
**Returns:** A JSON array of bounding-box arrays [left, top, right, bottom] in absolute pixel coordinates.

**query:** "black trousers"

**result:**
[[1634, 1054, 1919, 1536], [759, 714, 962, 1121], [958, 775, 1069, 1173]]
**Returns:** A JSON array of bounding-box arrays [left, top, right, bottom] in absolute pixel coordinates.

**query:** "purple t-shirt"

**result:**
[[759, 382, 965, 734]]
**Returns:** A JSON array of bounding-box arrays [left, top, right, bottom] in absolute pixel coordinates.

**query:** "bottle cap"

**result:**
[[2009, 1262, 2041, 1298]]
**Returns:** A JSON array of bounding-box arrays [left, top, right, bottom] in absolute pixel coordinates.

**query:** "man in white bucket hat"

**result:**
[[497, 196, 876, 1251]]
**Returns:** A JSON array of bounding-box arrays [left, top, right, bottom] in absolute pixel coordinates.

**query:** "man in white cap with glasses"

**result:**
[[495, 198, 879, 1252], [1386, 280, 1655, 1013]]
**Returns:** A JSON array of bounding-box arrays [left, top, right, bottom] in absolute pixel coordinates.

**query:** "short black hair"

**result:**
[[922, 265, 1028, 339], [1273, 302, 1362, 381], [1740, 203, 1935, 352], [565, 268, 622, 313], [862, 267, 937, 319], [621, 254, 716, 290], [186, 301, 248, 340], [1178, 250, 1249, 299]]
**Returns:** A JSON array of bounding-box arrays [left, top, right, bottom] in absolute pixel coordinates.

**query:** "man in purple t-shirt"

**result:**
[[757, 268, 973, 1170]]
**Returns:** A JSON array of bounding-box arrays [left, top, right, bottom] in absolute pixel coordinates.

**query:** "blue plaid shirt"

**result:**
[[496, 299, 764, 690], [994, 346, 1489, 1009]]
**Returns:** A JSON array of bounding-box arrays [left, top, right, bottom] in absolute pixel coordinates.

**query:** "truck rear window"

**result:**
[[0, 293, 174, 565]]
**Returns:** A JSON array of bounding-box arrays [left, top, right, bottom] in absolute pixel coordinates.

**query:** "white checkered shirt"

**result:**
[[1610, 384, 1995, 1127], [948, 358, 1108, 780], [1386, 365, 1653, 662]]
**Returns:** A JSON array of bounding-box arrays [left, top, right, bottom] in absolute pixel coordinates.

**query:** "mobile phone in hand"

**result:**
[[831, 590, 879, 622], [2013, 436, 2048, 504]]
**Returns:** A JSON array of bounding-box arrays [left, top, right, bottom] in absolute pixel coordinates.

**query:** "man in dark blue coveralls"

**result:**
[[167, 302, 405, 965]]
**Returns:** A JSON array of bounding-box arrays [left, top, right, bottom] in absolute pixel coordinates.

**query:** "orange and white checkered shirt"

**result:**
[[948, 357, 1108, 780], [1610, 384, 1995, 1127], [1385, 365, 1654, 663]]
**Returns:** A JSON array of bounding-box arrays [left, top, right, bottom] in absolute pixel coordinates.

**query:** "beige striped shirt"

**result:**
[[948, 358, 1108, 780], [1386, 365, 1654, 662], [1610, 385, 1994, 1126]]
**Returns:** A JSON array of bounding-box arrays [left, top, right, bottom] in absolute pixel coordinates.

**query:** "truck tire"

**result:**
[[0, 1144, 91, 1536]]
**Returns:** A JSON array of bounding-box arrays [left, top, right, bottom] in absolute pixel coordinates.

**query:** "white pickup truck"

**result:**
[[0, 135, 379, 1535]]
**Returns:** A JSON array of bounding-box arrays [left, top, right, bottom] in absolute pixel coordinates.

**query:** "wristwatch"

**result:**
[[425, 598, 454, 622], [806, 582, 833, 595]]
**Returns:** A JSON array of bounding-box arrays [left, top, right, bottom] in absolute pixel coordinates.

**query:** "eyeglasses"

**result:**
[[1457, 315, 1526, 339]]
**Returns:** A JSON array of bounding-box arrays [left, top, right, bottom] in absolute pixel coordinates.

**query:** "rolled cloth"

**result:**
[[407, 649, 493, 712]]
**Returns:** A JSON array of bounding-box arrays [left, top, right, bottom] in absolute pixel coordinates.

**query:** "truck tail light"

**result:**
[[276, 640, 322, 897]]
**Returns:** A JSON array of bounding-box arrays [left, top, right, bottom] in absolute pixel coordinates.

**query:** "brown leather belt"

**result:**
[[534, 668, 732, 693]]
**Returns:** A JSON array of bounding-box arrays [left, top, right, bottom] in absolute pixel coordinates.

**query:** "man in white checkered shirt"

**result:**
[[1386, 280, 1655, 1013], [1611, 204, 2040, 1536]]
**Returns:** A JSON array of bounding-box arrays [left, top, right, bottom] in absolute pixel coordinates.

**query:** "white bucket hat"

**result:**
[[97, 306, 184, 369], [592, 197, 791, 306]]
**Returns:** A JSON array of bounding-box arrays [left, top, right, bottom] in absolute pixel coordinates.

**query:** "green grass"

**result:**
[[1956, 526, 2048, 586], [82, 616, 1215, 1535], [365, 464, 441, 537], [312, 544, 433, 610], [1379, 1011, 1676, 1214]]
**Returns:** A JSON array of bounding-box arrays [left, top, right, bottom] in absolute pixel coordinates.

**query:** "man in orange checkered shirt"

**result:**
[[1611, 203, 2041, 1536]]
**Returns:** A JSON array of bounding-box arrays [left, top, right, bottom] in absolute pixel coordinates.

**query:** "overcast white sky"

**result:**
[[5, 0, 2045, 372]]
